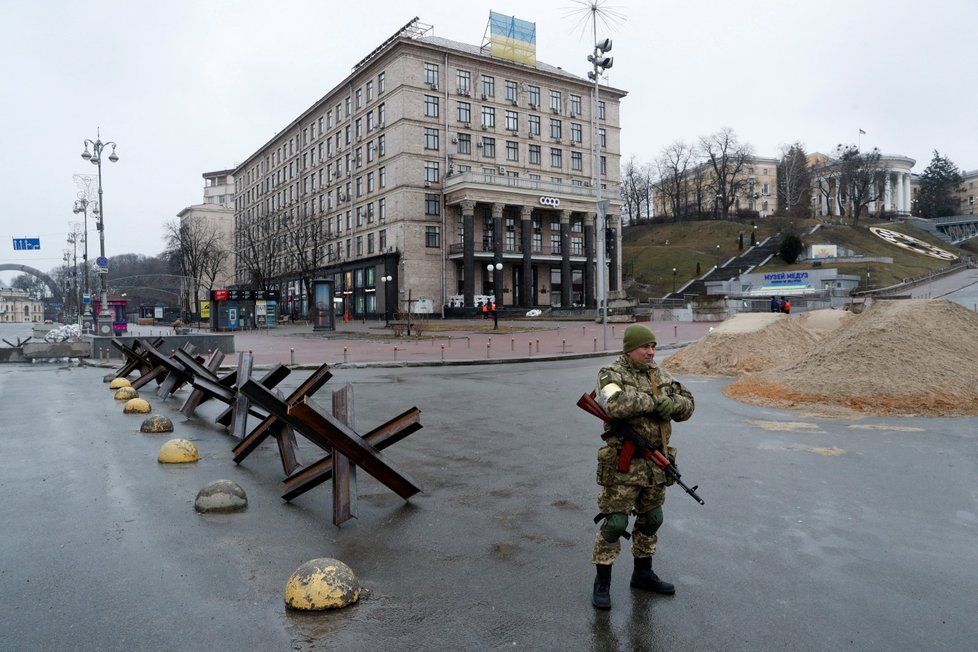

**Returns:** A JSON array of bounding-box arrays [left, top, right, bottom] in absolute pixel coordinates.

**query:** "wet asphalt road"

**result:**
[[1, 354, 976, 651]]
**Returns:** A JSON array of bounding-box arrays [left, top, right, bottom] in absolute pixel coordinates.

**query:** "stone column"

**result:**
[[584, 212, 595, 308], [884, 172, 892, 213], [904, 173, 912, 214], [492, 202, 504, 306], [560, 209, 571, 308], [520, 205, 533, 308], [461, 200, 476, 307]]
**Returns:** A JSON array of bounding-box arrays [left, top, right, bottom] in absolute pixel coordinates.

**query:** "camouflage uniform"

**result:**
[[591, 354, 695, 565]]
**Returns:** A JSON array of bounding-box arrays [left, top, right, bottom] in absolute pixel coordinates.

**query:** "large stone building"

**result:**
[[810, 152, 915, 217], [231, 18, 625, 318], [176, 169, 235, 317]]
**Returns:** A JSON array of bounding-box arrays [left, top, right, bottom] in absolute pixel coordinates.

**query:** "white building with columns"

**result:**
[[809, 152, 915, 218]]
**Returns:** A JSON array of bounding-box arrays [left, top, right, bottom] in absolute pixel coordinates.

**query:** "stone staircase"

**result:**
[[665, 235, 783, 300]]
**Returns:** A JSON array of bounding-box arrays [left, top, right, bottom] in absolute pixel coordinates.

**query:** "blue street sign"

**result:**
[[96, 256, 109, 268], [12, 237, 41, 250]]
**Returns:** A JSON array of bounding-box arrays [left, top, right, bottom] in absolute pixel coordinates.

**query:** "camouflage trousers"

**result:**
[[590, 482, 666, 565]]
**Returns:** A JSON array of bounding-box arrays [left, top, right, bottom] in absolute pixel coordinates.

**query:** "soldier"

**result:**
[[590, 323, 695, 609]]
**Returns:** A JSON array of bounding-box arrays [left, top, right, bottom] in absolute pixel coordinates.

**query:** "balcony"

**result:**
[[447, 241, 590, 260], [443, 170, 603, 200]]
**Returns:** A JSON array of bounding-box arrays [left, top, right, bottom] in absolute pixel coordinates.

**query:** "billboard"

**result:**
[[489, 11, 536, 65], [810, 244, 837, 260]]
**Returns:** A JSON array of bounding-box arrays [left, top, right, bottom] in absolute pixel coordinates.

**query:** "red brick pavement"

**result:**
[[192, 318, 716, 368]]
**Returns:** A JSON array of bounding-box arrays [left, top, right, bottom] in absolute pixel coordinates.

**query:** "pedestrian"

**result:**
[[589, 324, 696, 610], [480, 301, 487, 320], [783, 297, 791, 315], [770, 296, 780, 312], [490, 301, 498, 329]]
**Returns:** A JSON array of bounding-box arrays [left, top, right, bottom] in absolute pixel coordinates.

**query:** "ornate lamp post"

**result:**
[[72, 196, 94, 332], [80, 131, 119, 336]]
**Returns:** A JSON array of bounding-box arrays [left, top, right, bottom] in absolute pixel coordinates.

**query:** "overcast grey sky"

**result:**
[[2, 0, 975, 285]]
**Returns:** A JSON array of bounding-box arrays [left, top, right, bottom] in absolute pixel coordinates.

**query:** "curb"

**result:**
[[80, 342, 690, 372]]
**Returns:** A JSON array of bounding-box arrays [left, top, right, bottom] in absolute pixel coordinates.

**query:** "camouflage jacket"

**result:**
[[594, 354, 695, 452]]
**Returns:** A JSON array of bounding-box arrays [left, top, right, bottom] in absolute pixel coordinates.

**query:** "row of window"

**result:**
[[423, 96, 605, 135], [423, 62, 603, 118]]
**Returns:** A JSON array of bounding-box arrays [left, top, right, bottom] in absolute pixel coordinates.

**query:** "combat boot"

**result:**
[[630, 557, 675, 594], [591, 564, 612, 609]]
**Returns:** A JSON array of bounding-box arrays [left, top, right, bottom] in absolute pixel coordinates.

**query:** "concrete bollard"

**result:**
[[528, 341, 532, 356], [486, 342, 490, 359], [441, 344, 445, 362], [562, 339, 566, 354], [536, 338, 540, 353], [343, 347, 348, 363], [511, 337, 515, 351], [393, 346, 398, 361], [290, 348, 295, 365], [594, 337, 597, 352], [582, 325, 586, 337], [674, 325, 678, 338]]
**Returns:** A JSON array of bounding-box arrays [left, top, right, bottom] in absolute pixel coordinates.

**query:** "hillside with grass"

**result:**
[[622, 216, 975, 301]]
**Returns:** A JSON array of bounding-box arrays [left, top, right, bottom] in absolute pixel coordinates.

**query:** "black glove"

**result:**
[[653, 395, 674, 421]]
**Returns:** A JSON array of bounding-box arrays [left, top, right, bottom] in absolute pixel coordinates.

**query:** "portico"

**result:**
[[444, 171, 616, 309]]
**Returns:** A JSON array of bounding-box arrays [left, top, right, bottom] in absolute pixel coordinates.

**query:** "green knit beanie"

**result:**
[[622, 324, 656, 353]]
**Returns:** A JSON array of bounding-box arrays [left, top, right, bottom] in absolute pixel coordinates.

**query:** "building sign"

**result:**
[[869, 227, 958, 261], [12, 237, 41, 250], [762, 271, 810, 284], [211, 288, 280, 301], [539, 196, 560, 207]]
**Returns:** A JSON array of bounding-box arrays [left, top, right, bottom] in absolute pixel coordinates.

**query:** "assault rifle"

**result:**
[[577, 393, 705, 505]]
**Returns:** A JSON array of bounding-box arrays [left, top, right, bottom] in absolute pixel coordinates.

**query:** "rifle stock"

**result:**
[[578, 393, 705, 505]]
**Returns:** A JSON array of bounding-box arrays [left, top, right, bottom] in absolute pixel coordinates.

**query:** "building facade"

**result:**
[[176, 169, 235, 317], [1, 287, 44, 323], [954, 169, 977, 215], [651, 156, 779, 219], [231, 19, 625, 318], [810, 152, 915, 217]]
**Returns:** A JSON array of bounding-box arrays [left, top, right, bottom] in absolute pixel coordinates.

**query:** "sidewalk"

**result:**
[[120, 318, 715, 368]]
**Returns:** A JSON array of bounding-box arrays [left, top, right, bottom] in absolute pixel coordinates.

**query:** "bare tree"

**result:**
[[836, 145, 887, 226], [163, 217, 227, 318], [777, 142, 812, 216], [283, 207, 327, 314], [655, 140, 695, 219], [699, 128, 754, 218], [619, 156, 646, 224], [237, 211, 277, 290]]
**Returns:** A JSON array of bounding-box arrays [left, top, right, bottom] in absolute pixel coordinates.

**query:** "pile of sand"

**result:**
[[662, 312, 834, 376], [666, 300, 978, 417]]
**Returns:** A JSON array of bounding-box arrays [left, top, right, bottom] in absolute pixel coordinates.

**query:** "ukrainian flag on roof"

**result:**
[[490, 11, 536, 65]]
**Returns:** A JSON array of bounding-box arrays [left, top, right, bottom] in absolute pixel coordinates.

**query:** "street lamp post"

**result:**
[[715, 244, 721, 269], [81, 130, 119, 336], [380, 275, 393, 326], [672, 267, 677, 294], [587, 34, 614, 351], [486, 263, 502, 329], [72, 196, 94, 332]]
